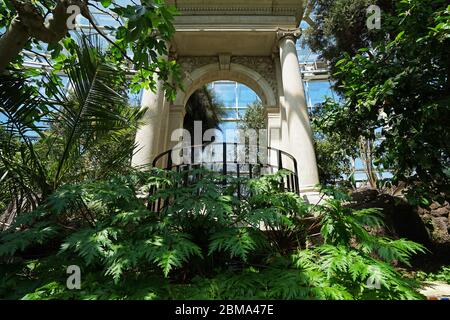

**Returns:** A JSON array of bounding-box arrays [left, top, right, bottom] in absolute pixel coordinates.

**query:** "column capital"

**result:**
[[276, 28, 302, 43]]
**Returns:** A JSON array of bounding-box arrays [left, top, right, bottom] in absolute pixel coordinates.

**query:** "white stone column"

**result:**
[[266, 107, 281, 172], [267, 108, 282, 150], [149, 105, 186, 168], [165, 105, 186, 149], [132, 80, 166, 168], [274, 53, 294, 173], [157, 99, 171, 154], [278, 28, 320, 193]]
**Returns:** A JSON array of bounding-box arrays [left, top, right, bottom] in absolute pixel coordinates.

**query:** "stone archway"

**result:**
[[132, 0, 321, 203], [175, 60, 277, 108]]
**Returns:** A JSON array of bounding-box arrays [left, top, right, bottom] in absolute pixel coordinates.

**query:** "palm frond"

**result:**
[[0, 75, 50, 222], [45, 37, 131, 185]]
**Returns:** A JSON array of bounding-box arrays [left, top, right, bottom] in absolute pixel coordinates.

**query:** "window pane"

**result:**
[[222, 110, 238, 120], [208, 81, 262, 141], [237, 85, 259, 108], [213, 82, 236, 107]]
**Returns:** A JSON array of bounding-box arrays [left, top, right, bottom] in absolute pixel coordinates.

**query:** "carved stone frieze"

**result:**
[[177, 56, 218, 75], [231, 56, 278, 97], [176, 55, 278, 99]]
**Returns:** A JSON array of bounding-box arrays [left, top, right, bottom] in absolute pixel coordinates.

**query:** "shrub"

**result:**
[[0, 170, 425, 300]]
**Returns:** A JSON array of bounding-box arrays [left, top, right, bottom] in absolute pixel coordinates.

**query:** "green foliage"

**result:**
[[319, 198, 382, 246], [415, 266, 450, 285], [0, 170, 426, 300], [0, 0, 181, 98], [291, 245, 422, 300], [312, 104, 356, 186], [209, 228, 259, 262], [0, 0, 437, 301], [0, 37, 144, 225], [311, 0, 450, 203], [304, 0, 395, 68], [183, 86, 225, 143], [239, 101, 266, 132], [237, 101, 267, 175]]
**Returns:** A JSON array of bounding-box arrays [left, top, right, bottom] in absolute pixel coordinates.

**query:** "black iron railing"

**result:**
[[152, 142, 299, 193]]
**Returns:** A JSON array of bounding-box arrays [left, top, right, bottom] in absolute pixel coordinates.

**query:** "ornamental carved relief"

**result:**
[[177, 56, 218, 76], [231, 56, 278, 98], [176, 55, 278, 100]]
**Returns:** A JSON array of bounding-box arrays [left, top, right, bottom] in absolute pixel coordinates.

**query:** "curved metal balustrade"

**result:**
[[152, 142, 299, 194]]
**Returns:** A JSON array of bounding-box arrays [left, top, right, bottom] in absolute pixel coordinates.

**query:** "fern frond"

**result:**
[[0, 222, 59, 257], [209, 228, 259, 262], [142, 233, 202, 277]]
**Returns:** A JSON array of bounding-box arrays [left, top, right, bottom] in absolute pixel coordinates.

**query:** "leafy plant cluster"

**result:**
[[239, 101, 266, 132], [414, 267, 450, 285], [183, 85, 225, 144], [0, 0, 181, 98], [0, 36, 145, 227], [310, 0, 450, 204], [311, 104, 356, 187], [0, 169, 426, 300]]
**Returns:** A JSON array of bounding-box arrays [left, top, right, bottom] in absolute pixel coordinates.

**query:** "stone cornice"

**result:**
[[166, 0, 305, 20], [175, 7, 301, 15]]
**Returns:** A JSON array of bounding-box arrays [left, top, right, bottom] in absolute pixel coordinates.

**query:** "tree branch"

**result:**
[[0, 0, 90, 72]]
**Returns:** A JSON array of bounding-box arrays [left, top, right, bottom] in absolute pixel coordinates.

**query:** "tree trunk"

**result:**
[[360, 137, 378, 189], [0, 0, 91, 73], [0, 18, 29, 73]]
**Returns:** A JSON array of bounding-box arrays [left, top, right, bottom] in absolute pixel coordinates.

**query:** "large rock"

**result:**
[[349, 189, 433, 247], [348, 190, 450, 256], [430, 217, 450, 244], [417, 201, 450, 246]]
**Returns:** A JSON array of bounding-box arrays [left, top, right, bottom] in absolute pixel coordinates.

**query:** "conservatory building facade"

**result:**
[[132, 0, 322, 203]]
